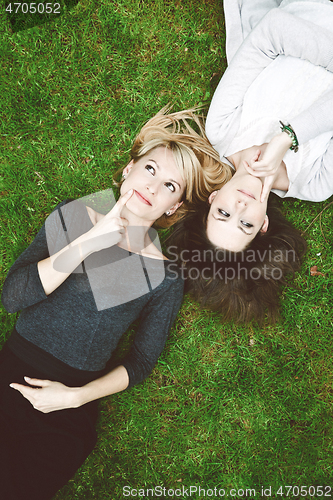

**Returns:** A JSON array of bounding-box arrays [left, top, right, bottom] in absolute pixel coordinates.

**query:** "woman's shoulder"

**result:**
[[55, 198, 96, 222], [45, 198, 92, 246]]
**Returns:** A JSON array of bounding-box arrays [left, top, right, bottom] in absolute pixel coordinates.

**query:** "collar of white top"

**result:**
[[222, 156, 235, 171]]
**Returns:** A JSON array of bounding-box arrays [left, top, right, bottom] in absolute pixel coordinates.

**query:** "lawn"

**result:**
[[0, 0, 332, 499]]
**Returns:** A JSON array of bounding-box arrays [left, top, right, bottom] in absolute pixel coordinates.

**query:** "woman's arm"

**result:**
[[10, 365, 129, 413], [38, 191, 132, 296], [10, 271, 184, 412], [1, 202, 68, 313], [281, 135, 333, 202], [120, 274, 184, 388], [1, 192, 132, 311], [291, 84, 333, 145], [244, 81, 333, 201], [206, 9, 333, 156]]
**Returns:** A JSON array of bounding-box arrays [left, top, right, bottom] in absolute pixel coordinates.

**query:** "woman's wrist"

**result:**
[[273, 131, 293, 156], [279, 131, 293, 148], [72, 382, 104, 408], [74, 365, 130, 408], [279, 122, 298, 152], [70, 386, 88, 408]]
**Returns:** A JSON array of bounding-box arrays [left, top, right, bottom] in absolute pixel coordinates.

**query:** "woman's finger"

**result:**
[[24, 377, 50, 387], [248, 159, 272, 172], [9, 383, 38, 401], [251, 149, 261, 163], [260, 176, 275, 203], [10, 384, 46, 412], [243, 161, 262, 177], [110, 189, 134, 217], [245, 163, 272, 178]]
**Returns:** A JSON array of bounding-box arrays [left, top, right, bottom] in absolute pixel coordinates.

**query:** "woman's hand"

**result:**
[[80, 189, 134, 253], [9, 377, 81, 413], [38, 189, 134, 295], [244, 133, 292, 202]]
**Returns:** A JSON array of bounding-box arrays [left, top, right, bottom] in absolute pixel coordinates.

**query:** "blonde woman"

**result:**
[[0, 109, 230, 500]]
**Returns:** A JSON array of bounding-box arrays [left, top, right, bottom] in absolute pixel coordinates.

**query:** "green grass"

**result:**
[[0, 0, 332, 499]]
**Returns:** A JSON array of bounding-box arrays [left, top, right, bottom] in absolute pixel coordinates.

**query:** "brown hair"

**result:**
[[113, 107, 232, 228], [167, 195, 307, 323]]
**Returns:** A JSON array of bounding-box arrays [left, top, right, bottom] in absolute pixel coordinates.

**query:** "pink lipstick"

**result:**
[[238, 189, 256, 200], [134, 190, 152, 205]]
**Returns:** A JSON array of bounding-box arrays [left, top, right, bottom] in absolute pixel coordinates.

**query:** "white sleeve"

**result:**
[[291, 84, 333, 145], [274, 137, 333, 201], [224, 0, 283, 62], [206, 9, 333, 157]]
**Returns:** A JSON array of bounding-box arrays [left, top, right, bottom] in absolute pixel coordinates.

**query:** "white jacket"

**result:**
[[206, 0, 333, 201]]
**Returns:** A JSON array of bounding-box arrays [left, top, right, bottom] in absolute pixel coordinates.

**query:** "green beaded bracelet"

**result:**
[[279, 121, 299, 152]]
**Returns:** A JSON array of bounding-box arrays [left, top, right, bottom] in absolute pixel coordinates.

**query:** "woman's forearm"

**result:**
[[10, 365, 130, 413], [38, 193, 131, 296], [37, 232, 96, 296], [206, 9, 333, 155], [74, 365, 129, 407], [291, 85, 333, 145]]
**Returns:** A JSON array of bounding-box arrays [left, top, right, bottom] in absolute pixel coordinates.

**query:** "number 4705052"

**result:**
[[276, 485, 332, 497], [6, 3, 60, 14]]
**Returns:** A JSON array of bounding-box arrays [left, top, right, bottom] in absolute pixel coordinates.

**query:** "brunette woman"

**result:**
[[168, 0, 333, 322]]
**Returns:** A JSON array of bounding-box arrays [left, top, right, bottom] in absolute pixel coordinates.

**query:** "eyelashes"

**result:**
[[241, 221, 253, 228], [217, 208, 253, 228], [218, 208, 230, 217], [165, 182, 176, 192], [145, 164, 155, 175], [145, 164, 176, 192]]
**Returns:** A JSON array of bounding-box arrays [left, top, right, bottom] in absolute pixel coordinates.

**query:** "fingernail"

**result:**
[[9, 384, 14, 388], [24, 376, 30, 381]]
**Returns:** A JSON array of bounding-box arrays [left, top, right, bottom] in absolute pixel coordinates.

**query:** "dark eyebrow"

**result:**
[[212, 214, 252, 236], [148, 159, 182, 189]]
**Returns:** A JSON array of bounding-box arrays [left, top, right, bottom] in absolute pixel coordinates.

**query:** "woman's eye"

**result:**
[[145, 164, 155, 174], [218, 209, 230, 217], [165, 182, 176, 193], [241, 220, 253, 228]]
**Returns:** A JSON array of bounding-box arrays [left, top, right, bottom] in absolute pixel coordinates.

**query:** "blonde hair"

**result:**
[[113, 107, 232, 228]]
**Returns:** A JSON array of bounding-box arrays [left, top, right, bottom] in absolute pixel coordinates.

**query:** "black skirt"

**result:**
[[0, 343, 99, 500]]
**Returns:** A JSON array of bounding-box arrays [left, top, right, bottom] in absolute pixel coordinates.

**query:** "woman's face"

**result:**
[[206, 167, 269, 251], [120, 146, 185, 223]]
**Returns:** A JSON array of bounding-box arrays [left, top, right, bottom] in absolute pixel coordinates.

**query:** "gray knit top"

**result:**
[[1, 200, 184, 388]]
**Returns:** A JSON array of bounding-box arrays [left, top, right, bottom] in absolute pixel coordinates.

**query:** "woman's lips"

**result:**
[[134, 190, 152, 205], [238, 189, 256, 200]]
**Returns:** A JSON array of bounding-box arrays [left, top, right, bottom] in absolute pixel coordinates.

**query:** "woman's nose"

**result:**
[[146, 180, 157, 195]]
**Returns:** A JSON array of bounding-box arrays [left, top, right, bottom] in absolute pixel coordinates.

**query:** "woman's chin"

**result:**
[[126, 207, 159, 225], [241, 175, 263, 197]]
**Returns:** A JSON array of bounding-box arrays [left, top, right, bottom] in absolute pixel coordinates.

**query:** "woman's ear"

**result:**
[[167, 201, 183, 216], [208, 191, 218, 205], [122, 159, 134, 178], [260, 215, 269, 234]]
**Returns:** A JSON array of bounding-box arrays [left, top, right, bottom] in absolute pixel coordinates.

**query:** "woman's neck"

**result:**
[[226, 144, 268, 171], [226, 152, 240, 171]]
